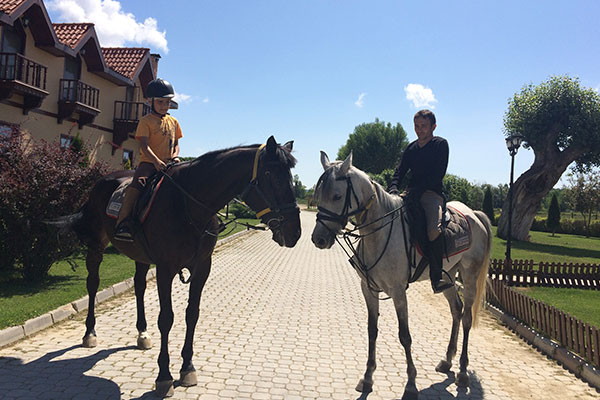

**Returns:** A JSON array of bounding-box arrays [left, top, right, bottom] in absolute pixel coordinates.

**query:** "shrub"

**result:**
[[0, 129, 109, 282], [531, 216, 600, 237], [547, 194, 561, 236], [482, 186, 495, 224]]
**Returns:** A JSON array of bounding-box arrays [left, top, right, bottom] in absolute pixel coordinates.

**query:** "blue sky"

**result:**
[[47, 0, 600, 189]]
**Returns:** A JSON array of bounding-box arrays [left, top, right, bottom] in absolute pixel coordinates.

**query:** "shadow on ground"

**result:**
[[356, 371, 484, 400], [0, 345, 135, 399]]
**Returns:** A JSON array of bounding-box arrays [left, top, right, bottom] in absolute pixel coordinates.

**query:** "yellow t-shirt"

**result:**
[[135, 113, 183, 164]]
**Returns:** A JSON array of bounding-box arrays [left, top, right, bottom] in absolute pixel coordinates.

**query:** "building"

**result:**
[[0, 0, 166, 169]]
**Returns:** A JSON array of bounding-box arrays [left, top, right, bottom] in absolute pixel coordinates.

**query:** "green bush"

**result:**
[[0, 130, 109, 282], [531, 216, 600, 237]]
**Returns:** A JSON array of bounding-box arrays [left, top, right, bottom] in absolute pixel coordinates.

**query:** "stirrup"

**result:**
[[114, 219, 134, 242], [432, 279, 454, 294]]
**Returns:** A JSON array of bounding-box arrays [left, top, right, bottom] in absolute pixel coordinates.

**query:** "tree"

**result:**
[[293, 174, 307, 200], [497, 76, 600, 241], [337, 118, 408, 174], [547, 193, 561, 236], [482, 186, 495, 224], [563, 168, 600, 237]]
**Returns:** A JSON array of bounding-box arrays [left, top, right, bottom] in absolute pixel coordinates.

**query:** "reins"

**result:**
[[154, 144, 284, 283], [316, 174, 407, 300]]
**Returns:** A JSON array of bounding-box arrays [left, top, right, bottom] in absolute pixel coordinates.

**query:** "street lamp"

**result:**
[[505, 133, 524, 262]]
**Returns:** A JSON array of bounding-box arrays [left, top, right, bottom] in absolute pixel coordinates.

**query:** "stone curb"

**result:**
[[0, 228, 255, 349], [485, 302, 600, 390]]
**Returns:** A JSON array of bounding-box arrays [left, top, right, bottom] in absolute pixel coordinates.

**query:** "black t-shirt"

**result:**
[[389, 136, 448, 195]]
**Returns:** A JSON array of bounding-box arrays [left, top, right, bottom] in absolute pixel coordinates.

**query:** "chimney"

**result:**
[[149, 53, 161, 78]]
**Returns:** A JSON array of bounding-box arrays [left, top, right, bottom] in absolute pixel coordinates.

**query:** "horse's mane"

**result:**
[[178, 143, 297, 171], [315, 162, 403, 211]]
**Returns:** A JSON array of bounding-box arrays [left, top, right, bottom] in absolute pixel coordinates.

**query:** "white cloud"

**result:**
[[354, 92, 367, 108], [202, 97, 209, 103], [404, 83, 437, 109], [47, 0, 168, 53], [173, 92, 192, 104]]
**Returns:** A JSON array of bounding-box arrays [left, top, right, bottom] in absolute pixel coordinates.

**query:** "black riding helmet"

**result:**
[[146, 78, 175, 99], [146, 78, 174, 115]]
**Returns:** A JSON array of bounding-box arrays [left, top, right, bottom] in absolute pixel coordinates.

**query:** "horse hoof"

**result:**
[[435, 360, 452, 373], [402, 385, 419, 400], [179, 369, 197, 387], [82, 334, 97, 348], [154, 380, 174, 398], [355, 378, 373, 393], [136, 332, 152, 350], [456, 371, 469, 388]]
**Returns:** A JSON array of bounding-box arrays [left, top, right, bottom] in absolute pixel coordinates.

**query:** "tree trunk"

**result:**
[[497, 145, 583, 241]]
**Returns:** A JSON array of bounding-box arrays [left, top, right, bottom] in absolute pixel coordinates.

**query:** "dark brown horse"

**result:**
[[49, 136, 301, 397]]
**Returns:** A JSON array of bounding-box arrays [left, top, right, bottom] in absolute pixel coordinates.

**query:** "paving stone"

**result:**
[[0, 211, 598, 399]]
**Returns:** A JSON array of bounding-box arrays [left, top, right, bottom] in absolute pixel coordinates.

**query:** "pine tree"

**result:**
[[547, 193, 561, 236], [482, 186, 495, 224]]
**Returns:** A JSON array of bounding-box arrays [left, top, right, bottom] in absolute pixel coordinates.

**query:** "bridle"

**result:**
[[316, 172, 377, 229], [240, 143, 300, 231], [315, 170, 406, 299]]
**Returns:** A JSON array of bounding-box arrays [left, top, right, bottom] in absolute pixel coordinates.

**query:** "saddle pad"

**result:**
[[106, 178, 132, 219], [443, 205, 472, 257], [105, 175, 165, 223]]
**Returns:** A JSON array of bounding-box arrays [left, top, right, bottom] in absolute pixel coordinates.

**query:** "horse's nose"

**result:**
[[312, 234, 327, 249]]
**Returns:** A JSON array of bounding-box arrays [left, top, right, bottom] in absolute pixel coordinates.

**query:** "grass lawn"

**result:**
[[490, 226, 600, 264], [0, 218, 258, 330]]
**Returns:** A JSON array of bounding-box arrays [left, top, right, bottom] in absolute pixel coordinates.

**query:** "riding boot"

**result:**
[[114, 186, 140, 242], [428, 234, 454, 294]]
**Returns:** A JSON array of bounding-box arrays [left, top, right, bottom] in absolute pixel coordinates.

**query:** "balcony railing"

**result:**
[[59, 79, 99, 109], [0, 52, 47, 90], [114, 101, 150, 122]]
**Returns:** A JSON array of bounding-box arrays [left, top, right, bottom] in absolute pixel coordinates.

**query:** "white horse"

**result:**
[[311, 152, 492, 400]]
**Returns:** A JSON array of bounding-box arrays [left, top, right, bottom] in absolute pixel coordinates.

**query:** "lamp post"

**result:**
[[505, 133, 523, 262]]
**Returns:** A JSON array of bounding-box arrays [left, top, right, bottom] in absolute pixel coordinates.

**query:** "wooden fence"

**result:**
[[486, 278, 600, 370], [489, 259, 600, 289]]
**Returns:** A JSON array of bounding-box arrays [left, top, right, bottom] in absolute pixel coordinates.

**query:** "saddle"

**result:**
[[105, 171, 165, 223], [404, 192, 472, 283]]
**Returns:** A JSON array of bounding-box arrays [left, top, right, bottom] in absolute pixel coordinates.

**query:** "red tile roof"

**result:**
[[102, 47, 149, 80], [0, 0, 26, 14], [53, 23, 94, 49]]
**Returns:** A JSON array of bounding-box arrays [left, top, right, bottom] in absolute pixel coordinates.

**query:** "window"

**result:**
[[1, 25, 25, 80], [60, 135, 72, 148], [123, 149, 133, 169]]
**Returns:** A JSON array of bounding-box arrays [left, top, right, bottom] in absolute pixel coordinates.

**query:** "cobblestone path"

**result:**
[[1, 211, 598, 399]]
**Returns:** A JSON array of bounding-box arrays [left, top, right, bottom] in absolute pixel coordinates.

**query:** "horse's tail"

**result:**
[[471, 210, 492, 327], [43, 204, 90, 243]]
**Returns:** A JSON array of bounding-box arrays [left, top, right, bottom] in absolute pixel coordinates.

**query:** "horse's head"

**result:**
[[241, 136, 301, 247], [311, 151, 375, 249]]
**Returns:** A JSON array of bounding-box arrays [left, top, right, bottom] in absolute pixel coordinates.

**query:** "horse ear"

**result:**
[[320, 151, 331, 170], [266, 136, 277, 155], [283, 141, 293, 151], [339, 152, 352, 175]]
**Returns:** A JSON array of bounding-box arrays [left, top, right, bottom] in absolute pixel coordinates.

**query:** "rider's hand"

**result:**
[[154, 160, 167, 171], [171, 157, 181, 163]]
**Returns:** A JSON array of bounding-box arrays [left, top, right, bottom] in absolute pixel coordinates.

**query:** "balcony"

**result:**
[[58, 79, 100, 128], [0, 52, 49, 114], [112, 101, 150, 153]]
